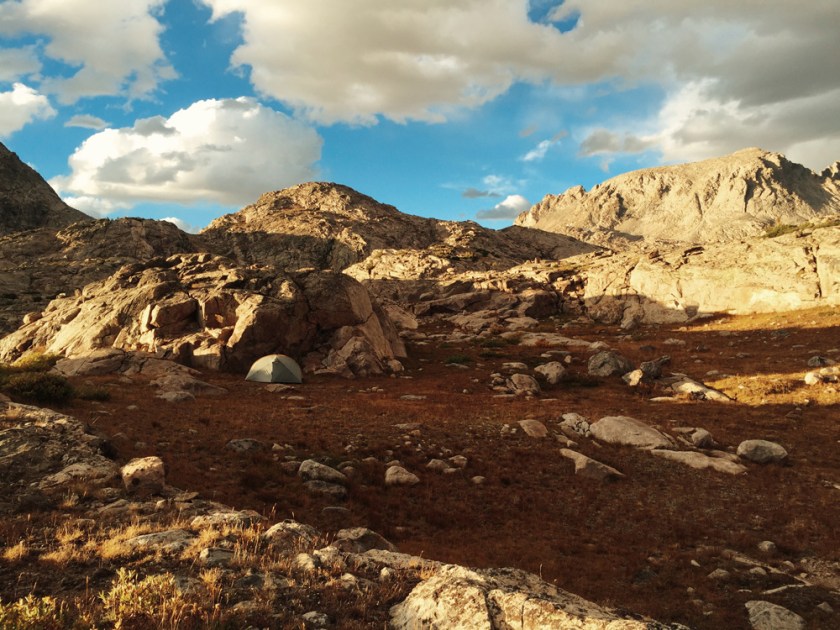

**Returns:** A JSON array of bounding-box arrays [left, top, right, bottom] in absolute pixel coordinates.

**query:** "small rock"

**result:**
[[301, 611, 330, 628], [518, 419, 548, 438], [298, 460, 348, 486], [120, 456, 165, 497], [707, 568, 730, 580], [690, 428, 715, 448], [744, 600, 805, 630], [426, 459, 453, 472], [331, 527, 397, 553], [199, 547, 234, 567], [757, 541, 777, 554], [533, 361, 566, 385], [304, 480, 348, 500], [471, 476, 485, 485], [588, 351, 632, 377], [385, 465, 419, 486], [449, 455, 468, 468], [506, 373, 541, 396], [737, 440, 788, 464], [560, 449, 623, 481]]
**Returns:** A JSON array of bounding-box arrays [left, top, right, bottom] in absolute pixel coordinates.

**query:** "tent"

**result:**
[[245, 354, 303, 384]]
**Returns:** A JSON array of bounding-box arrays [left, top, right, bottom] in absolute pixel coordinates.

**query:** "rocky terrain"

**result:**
[[517, 148, 840, 245], [0, 143, 91, 237], [1, 142, 838, 628]]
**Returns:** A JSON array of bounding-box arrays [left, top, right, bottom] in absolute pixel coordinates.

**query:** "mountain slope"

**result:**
[[517, 148, 840, 244], [201, 181, 595, 274], [0, 142, 91, 236]]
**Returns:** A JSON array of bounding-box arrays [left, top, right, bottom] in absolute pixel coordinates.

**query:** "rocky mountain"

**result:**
[[0, 141, 91, 236], [200, 182, 596, 275], [0, 218, 197, 335], [517, 148, 840, 245]]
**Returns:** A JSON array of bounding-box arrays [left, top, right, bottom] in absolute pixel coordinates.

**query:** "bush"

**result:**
[[445, 354, 473, 365], [4, 372, 75, 404], [74, 385, 111, 402], [12, 352, 61, 372], [0, 595, 69, 630]]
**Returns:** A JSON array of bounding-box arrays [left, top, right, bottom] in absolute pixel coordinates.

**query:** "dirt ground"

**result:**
[[24, 306, 840, 628]]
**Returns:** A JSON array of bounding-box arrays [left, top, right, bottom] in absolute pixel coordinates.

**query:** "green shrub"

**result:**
[[0, 595, 69, 630], [445, 354, 473, 365], [4, 372, 74, 404], [12, 352, 61, 372]]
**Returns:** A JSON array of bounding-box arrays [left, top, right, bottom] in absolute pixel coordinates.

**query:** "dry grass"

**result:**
[[1, 306, 838, 628]]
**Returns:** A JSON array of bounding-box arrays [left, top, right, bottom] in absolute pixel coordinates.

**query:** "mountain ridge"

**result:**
[[516, 147, 840, 244]]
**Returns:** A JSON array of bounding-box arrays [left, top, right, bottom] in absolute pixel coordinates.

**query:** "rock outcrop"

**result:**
[[201, 182, 597, 277], [576, 224, 840, 327], [0, 217, 197, 335], [517, 148, 840, 245], [0, 253, 405, 377], [0, 141, 91, 237]]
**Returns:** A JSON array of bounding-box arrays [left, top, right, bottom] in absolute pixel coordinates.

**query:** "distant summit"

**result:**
[[516, 148, 840, 244], [0, 141, 91, 236]]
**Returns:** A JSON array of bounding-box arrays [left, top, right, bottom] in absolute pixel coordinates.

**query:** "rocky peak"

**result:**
[[0, 141, 91, 236], [517, 148, 840, 245]]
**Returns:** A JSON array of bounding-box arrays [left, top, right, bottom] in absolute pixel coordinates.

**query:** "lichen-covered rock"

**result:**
[[737, 440, 788, 464], [121, 456, 166, 497], [589, 416, 674, 449]]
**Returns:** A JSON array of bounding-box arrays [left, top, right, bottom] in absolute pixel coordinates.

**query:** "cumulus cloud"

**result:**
[[0, 46, 41, 82], [51, 97, 322, 214], [201, 0, 572, 124], [65, 114, 109, 130], [476, 194, 531, 220], [554, 1, 840, 170], [0, 83, 55, 137], [0, 0, 173, 103]]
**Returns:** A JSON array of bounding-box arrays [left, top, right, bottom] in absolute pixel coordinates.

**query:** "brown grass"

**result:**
[[2, 306, 838, 628]]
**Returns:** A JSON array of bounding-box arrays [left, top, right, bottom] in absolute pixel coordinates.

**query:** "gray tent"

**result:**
[[245, 354, 303, 384]]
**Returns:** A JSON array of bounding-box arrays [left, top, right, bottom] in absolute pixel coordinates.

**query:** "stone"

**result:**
[[390, 564, 675, 629], [120, 456, 165, 497], [757, 541, 777, 554], [689, 428, 714, 448], [449, 455, 468, 468], [737, 440, 788, 464], [651, 450, 747, 475], [298, 460, 348, 486], [559, 449, 624, 481], [533, 361, 566, 385], [587, 351, 632, 377], [807, 355, 835, 367], [518, 419, 548, 438], [263, 520, 320, 548], [560, 413, 591, 436], [304, 480, 348, 500], [427, 459, 453, 472], [190, 510, 264, 529], [199, 547, 235, 567], [225, 438, 264, 453], [126, 529, 195, 554], [301, 611, 330, 628], [744, 600, 805, 630], [506, 373, 541, 396], [331, 527, 397, 553], [385, 466, 420, 487], [589, 416, 673, 449]]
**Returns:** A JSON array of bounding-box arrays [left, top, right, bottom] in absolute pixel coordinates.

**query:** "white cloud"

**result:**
[[0, 83, 55, 137], [0, 0, 173, 103], [0, 46, 41, 82], [476, 194, 531, 220], [51, 97, 322, 213], [65, 114, 109, 130], [201, 0, 572, 124], [555, 1, 840, 170]]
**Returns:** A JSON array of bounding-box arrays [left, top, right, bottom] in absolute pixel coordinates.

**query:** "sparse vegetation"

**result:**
[[3, 371, 74, 404], [764, 216, 840, 238], [444, 354, 473, 365]]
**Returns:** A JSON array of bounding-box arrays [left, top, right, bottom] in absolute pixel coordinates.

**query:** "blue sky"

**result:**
[[1, 1, 838, 232]]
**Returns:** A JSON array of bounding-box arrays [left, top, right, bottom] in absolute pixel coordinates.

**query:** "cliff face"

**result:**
[[517, 148, 840, 245], [0, 142, 91, 236]]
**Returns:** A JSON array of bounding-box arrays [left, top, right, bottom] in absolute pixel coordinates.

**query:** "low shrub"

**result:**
[[74, 385, 111, 402], [4, 372, 75, 404], [445, 354, 473, 365], [12, 351, 61, 372], [0, 595, 69, 630]]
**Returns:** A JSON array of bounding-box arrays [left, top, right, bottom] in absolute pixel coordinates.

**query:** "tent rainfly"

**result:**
[[245, 354, 303, 384]]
